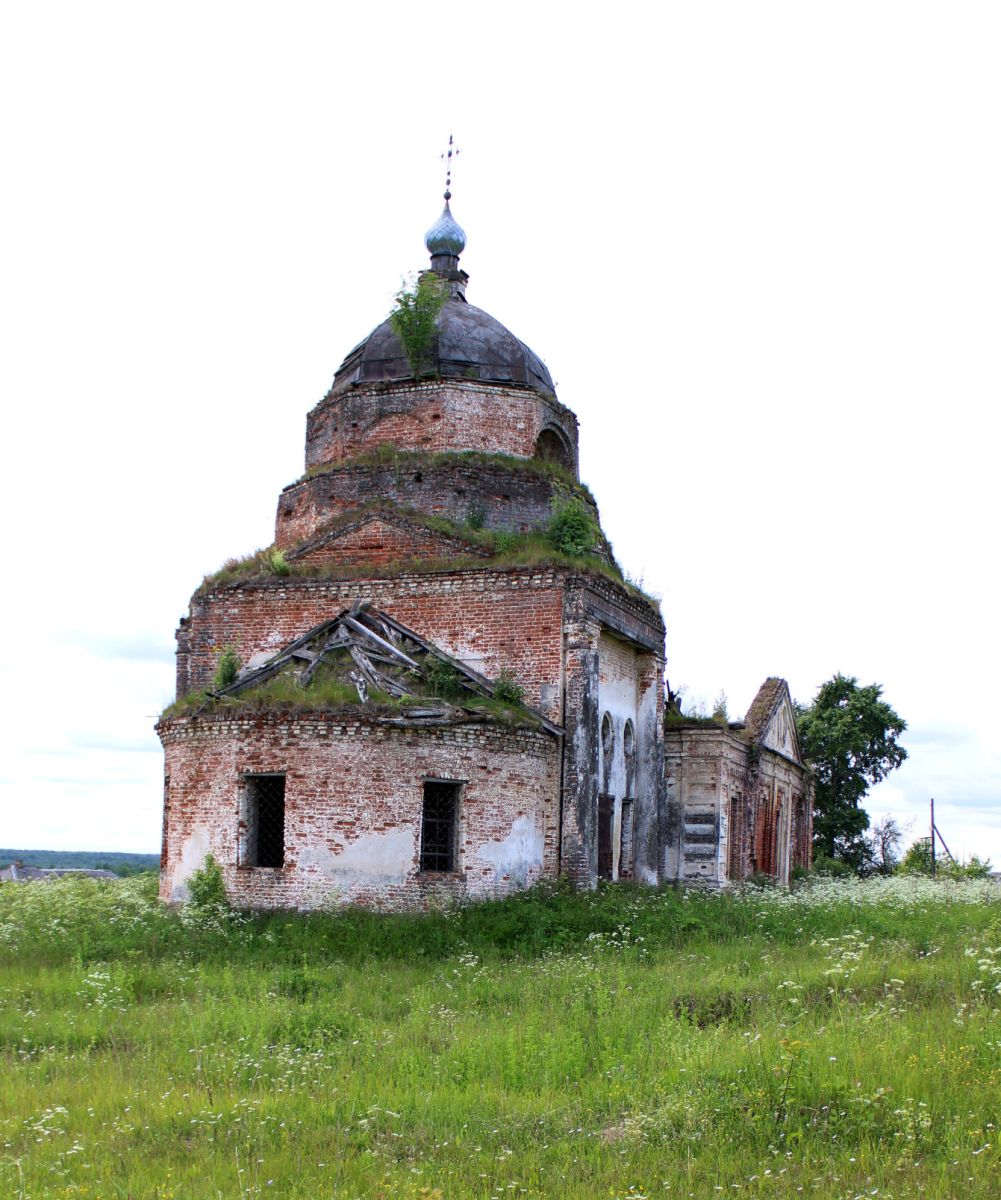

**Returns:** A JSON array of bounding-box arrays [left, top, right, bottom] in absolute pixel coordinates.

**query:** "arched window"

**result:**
[[601, 712, 613, 758], [623, 719, 635, 763]]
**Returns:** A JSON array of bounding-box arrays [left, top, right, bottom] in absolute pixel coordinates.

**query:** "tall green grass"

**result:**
[[1, 876, 999, 1198]]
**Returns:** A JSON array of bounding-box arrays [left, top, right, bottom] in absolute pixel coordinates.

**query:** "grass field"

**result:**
[[1, 875, 999, 1199]]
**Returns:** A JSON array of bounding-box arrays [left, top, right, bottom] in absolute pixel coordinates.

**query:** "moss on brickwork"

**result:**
[[664, 711, 733, 731], [196, 499, 662, 611], [199, 538, 656, 608], [160, 684, 541, 728], [299, 446, 595, 504]]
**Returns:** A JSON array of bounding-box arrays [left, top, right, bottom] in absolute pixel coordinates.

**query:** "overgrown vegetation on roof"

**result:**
[[492, 670, 525, 705], [664, 710, 734, 731], [212, 646, 241, 690], [547, 496, 600, 557], [161, 606, 549, 728], [197, 503, 660, 609], [160, 685, 543, 726], [388, 273, 450, 376]]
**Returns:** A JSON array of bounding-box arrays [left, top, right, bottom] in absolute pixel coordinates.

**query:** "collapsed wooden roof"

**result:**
[[209, 602, 561, 734]]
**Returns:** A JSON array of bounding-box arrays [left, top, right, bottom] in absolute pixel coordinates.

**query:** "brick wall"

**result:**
[[159, 711, 560, 911], [664, 726, 813, 885], [178, 568, 568, 720], [304, 379, 579, 473], [288, 516, 489, 571], [275, 458, 591, 548]]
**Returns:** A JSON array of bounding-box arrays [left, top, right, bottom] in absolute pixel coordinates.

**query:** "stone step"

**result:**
[[683, 845, 715, 861]]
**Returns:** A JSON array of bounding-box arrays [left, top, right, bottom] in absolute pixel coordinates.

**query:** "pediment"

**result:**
[[288, 511, 490, 569], [208, 602, 560, 735], [744, 678, 802, 763]]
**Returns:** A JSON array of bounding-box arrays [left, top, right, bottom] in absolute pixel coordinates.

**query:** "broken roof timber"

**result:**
[[200, 603, 562, 736]]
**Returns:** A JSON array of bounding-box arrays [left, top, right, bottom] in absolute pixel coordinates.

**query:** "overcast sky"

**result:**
[[1, 2, 998, 865]]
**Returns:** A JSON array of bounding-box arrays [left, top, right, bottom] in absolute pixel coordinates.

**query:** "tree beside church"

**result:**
[[796, 673, 907, 870]]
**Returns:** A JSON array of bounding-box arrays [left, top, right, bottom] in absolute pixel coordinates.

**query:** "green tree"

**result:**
[[900, 837, 933, 874], [796, 674, 907, 870], [900, 838, 993, 878], [389, 273, 449, 376]]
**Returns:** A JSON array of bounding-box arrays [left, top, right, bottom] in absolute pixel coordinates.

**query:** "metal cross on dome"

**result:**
[[441, 134, 460, 198]]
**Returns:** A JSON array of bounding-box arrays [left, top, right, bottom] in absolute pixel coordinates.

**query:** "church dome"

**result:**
[[425, 199, 466, 257], [330, 194, 555, 398], [331, 297, 555, 397]]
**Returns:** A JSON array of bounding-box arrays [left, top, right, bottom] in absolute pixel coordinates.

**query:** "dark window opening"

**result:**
[[597, 793, 614, 880], [728, 791, 743, 880], [420, 781, 460, 872], [243, 774, 286, 868]]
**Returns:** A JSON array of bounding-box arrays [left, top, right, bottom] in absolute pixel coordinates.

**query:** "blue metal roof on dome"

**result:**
[[425, 197, 466, 258], [331, 298, 555, 396]]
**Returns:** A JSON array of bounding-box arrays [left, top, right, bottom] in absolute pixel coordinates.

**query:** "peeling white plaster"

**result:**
[[298, 828, 415, 891], [171, 826, 211, 902], [598, 631, 643, 879], [478, 815, 543, 885]]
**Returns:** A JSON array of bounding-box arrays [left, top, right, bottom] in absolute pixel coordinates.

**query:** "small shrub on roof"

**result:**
[[213, 646, 241, 690], [548, 497, 599, 558], [493, 670, 525, 705]]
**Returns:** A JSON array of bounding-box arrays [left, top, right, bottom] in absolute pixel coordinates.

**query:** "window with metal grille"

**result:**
[[242, 774, 286, 868], [420, 781, 460, 872]]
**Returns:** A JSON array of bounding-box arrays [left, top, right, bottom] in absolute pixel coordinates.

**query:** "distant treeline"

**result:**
[[0, 849, 159, 876]]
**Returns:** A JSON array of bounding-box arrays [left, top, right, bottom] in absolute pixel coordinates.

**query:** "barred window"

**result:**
[[242, 774, 286, 868], [420, 781, 460, 872]]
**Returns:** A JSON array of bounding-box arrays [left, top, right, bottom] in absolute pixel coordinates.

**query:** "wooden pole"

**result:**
[[930, 797, 936, 877]]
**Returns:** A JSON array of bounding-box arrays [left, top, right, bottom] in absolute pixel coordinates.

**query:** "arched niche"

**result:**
[[534, 426, 575, 475]]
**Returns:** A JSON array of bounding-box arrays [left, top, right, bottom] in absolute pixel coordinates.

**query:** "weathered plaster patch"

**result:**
[[298, 829, 415, 890], [478, 815, 544, 885], [171, 826, 211, 902]]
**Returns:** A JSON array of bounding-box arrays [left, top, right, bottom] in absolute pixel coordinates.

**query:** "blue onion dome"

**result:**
[[425, 195, 466, 258]]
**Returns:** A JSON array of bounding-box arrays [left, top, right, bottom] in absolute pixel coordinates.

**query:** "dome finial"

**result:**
[[442, 132, 459, 199], [425, 134, 466, 263]]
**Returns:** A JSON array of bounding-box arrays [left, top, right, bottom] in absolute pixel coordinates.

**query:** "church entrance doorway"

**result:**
[[597, 793, 614, 880]]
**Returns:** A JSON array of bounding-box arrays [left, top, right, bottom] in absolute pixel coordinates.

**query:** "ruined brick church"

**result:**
[[158, 188, 812, 909]]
